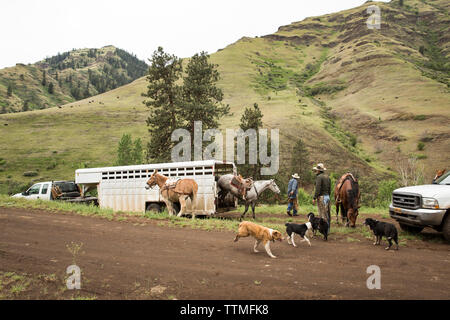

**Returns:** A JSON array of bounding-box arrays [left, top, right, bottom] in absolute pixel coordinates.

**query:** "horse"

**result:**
[[240, 180, 281, 220], [334, 173, 360, 227], [217, 174, 281, 220], [433, 169, 446, 184], [145, 170, 198, 218], [217, 174, 253, 201]]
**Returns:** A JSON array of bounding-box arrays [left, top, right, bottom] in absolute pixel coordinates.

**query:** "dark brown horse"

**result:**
[[334, 173, 360, 227]]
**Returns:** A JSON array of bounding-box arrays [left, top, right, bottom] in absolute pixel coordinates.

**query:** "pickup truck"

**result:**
[[389, 171, 450, 241], [12, 180, 97, 205]]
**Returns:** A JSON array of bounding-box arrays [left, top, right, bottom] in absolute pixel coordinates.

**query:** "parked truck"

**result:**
[[389, 171, 450, 241], [12, 180, 98, 205]]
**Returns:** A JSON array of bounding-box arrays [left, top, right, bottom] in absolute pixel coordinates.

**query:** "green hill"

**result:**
[[0, 46, 148, 113], [0, 0, 449, 196]]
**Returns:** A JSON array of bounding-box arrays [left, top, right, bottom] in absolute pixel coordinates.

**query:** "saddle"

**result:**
[[335, 173, 357, 203], [230, 175, 253, 200]]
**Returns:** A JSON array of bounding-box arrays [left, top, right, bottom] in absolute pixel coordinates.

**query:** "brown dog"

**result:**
[[234, 221, 283, 258]]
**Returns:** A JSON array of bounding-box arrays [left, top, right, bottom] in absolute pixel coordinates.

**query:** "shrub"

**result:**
[[417, 142, 425, 151], [23, 171, 38, 177], [376, 179, 398, 206]]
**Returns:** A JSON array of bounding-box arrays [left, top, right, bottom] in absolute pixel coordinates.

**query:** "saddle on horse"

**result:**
[[230, 175, 253, 200], [335, 173, 357, 203]]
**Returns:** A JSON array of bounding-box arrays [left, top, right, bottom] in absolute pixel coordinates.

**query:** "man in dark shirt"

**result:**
[[312, 163, 331, 232]]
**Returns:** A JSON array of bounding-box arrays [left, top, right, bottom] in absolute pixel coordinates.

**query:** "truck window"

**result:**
[[437, 172, 450, 185], [28, 184, 41, 195], [55, 182, 78, 193], [41, 184, 49, 194]]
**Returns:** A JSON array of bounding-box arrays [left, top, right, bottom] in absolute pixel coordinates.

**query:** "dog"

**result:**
[[234, 221, 283, 258], [307, 212, 329, 241], [363, 218, 399, 250], [285, 222, 313, 247]]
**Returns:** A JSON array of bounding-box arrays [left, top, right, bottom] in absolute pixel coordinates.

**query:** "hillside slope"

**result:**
[[0, 0, 449, 195], [0, 46, 147, 113]]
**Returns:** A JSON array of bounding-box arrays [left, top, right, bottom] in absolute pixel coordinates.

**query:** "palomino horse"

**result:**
[[334, 173, 360, 227], [433, 169, 446, 184], [240, 180, 281, 220], [145, 170, 198, 218]]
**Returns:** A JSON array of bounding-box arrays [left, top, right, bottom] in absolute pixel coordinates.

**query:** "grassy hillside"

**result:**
[[0, 46, 147, 113], [0, 0, 449, 196]]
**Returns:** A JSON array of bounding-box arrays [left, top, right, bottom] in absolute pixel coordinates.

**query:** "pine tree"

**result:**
[[22, 100, 29, 112], [48, 82, 54, 94], [115, 134, 133, 165], [239, 103, 264, 179], [7, 83, 13, 97], [291, 138, 313, 184], [143, 47, 183, 162], [42, 70, 47, 86], [181, 52, 229, 142], [132, 138, 143, 164]]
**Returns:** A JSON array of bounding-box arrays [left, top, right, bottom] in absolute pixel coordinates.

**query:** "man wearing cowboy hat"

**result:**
[[287, 173, 300, 216], [313, 163, 331, 232]]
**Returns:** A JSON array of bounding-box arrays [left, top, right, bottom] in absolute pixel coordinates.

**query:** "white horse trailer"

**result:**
[[75, 160, 237, 215]]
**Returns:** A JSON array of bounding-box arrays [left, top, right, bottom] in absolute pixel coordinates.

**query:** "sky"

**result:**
[[0, 0, 390, 69]]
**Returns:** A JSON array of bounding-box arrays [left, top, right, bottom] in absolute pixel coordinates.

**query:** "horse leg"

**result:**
[[251, 202, 256, 220], [177, 196, 187, 217], [240, 203, 249, 221], [335, 201, 340, 224]]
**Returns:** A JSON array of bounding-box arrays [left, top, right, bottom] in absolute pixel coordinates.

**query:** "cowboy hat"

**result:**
[[292, 173, 300, 179], [313, 163, 326, 171]]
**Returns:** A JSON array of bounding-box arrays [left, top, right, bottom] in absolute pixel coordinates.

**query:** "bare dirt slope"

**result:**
[[0, 207, 449, 300]]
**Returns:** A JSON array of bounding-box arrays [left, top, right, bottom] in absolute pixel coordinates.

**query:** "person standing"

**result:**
[[312, 163, 331, 232], [287, 173, 300, 216]]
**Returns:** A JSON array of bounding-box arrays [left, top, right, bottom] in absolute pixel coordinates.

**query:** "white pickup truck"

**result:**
[[389, 171, 450, 241], [12, 180, 97, 205]]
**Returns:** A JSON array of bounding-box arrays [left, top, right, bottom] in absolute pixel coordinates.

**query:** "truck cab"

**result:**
[[12, 181, 80, 201], [389, 171, 450, 241]]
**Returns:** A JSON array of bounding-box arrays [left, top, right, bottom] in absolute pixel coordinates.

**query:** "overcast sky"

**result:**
[[0, 0, 390, 69]]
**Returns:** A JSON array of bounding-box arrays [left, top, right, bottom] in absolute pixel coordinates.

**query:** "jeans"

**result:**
[[287, 198, 298, 215]]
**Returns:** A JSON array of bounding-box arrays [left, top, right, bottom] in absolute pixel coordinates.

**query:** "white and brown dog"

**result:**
[[234, 221, 283, 258]]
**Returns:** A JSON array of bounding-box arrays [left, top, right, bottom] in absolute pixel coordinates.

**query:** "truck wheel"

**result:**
[[442, 214, 450, 242], [146, 203, 162, 213], [399, 223, 424, 234]]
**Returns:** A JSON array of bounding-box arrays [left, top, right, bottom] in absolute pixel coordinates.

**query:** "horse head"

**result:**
[[145, 170, 159, 190], [434, 169, 446, 182], [269, 179, 281, 194]]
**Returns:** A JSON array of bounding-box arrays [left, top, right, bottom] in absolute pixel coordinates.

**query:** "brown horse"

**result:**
[[433, 169, 446, 183], [334, 173, 360, 227], [145, 170, 198, 218]]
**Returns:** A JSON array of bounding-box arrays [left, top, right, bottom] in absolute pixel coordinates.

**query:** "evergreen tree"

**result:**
[[7, 83, 13, 97], [142, 47, 183, 162], [22, 100, 29, 112], [132, 138, 144, 164], [291, 138, 313, 184], [42, 70, 47, 86], [181, 52, 229, 141], [238, 103, 264, 179], [1, 105, 6, 114], [115, 134, 133, 165], [48, 82, 54, 94]]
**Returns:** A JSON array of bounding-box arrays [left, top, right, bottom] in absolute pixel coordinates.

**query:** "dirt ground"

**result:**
[[0, 207, 449, 300]]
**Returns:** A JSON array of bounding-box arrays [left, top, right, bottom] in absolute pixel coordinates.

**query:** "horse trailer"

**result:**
[[75, 160, 237, 215]]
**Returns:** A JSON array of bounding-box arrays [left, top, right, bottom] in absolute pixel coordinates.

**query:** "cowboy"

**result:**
[[287, 173, 300, 216], [312, 163, 331, 232]]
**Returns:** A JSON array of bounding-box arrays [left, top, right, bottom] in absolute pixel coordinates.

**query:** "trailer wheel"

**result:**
[[146, 203, 162, 213]]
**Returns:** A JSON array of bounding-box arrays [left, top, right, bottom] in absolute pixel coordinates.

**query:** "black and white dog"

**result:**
[[363, 218, 399, 250], [285, 222, 313, 247], [307, 212, 329, 241]]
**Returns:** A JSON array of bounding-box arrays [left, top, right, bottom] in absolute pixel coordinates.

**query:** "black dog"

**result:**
[[307, 212, 329, 241], [285, 222, 313, 247], [363, 218, 399, 250]]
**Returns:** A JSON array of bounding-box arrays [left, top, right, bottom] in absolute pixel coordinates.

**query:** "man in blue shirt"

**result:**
[[287, 173, 300, 216]]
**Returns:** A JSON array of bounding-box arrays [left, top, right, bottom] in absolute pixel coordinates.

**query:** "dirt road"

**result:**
[[0, 207, 449, 299]]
